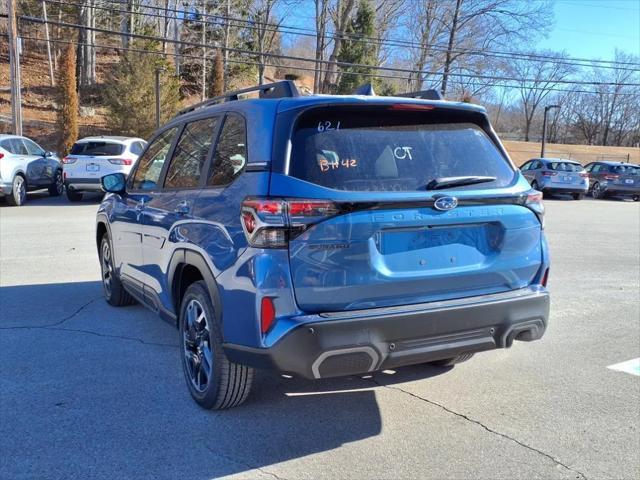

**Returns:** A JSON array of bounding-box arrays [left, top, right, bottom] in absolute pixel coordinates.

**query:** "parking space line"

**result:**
[[607, 358, 640, 377]]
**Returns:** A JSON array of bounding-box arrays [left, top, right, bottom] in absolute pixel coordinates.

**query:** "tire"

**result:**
[[531, 180, 539, 191], [572, 193, 584, 200], [66, 187, 83, 202], [632, 195, 639, 202], [48, 170, 64, 196], [591, 182, 604, 199], [5, 175, 26, 206], [179, 281, 254, 410], [428, 353, 475, 367], [99, 235, 136, 307]]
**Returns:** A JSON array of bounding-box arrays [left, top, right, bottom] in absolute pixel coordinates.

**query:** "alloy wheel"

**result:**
[[100, 240, 113, 298], [54, 172, 64, 194], [15, 177, 26, 204], [593, 183, 601, 199], [182, 299, 214, 393]]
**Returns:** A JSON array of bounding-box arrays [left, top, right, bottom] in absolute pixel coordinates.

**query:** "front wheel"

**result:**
[[48, 170, 64, 196], [100, 235, 135, 306], [179, 281, 254, 410], [428, 353, 475, 367], [6, 175, 26, 206]]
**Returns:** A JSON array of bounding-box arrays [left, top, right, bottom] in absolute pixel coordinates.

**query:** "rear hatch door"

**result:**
[[68, 141, 126, 178], [272, 105, 543, 313]]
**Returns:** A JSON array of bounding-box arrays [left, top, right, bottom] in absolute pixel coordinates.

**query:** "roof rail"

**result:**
[[177, 80, 300, 116], [397, 89, 443, 101]]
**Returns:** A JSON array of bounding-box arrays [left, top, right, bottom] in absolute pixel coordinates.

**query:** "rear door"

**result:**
[[273, 106, 542, 312]]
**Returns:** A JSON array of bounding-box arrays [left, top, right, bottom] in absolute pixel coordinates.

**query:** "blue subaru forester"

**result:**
[[97, 81, 550, 409]]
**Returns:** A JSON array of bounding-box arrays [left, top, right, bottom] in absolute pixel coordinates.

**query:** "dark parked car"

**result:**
[[96, 82, 550, 409], [585, 161, 640, 200], [520, 158, 588, 199]]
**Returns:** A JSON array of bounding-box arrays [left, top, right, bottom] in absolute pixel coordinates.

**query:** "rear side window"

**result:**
[[611, 165, 640, 175], [129, 142, 144, 155], [549, 162, 582, 172], [289, 109, 514, 191], [207, 114, 247, 187], [2, 138, 28, 155], [131, 127, 178, 190], [164, 117, 218, 189], [71, 142, 124, 156]]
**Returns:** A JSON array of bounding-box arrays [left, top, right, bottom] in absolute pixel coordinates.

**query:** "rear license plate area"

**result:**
[[86, 164, 100, 172], [625, 179, 634, 184]]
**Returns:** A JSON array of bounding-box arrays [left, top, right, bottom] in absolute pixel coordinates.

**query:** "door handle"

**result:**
[[135, 198, 145, 212], [174, 200, 190, 215]]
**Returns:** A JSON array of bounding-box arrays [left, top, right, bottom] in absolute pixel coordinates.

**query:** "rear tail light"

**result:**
[[603, 174, 620, 180], [107, 158, 133, 165], [579, 172, 589, 178], [389, 104, 436, 111], [0, 152, 4, 160], [260, 297, 276, 334], [521, 190, 545, 227], [62, 156, 77, 164], [541, 268, 550, 287], [241, 198, 338, 248], [541, 171, 557, 177]]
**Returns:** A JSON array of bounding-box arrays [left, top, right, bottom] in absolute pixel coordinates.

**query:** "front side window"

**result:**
[[164, 117, 218, 189], [130, 127, 178, 190], [289, 109, 514, 192], [23, 138, 45, 156], [70, 142, 125, 156], [207, 114, 247, 187]]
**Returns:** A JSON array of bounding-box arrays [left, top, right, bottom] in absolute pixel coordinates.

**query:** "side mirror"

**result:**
[[44, 151, 54, 158], [101, 173, 127, 194]]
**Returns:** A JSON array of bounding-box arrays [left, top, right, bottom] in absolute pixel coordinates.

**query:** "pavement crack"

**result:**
[[206, 447, 287, 480], [44, 326, 177, 348], [0, 296, 103, 330], [370, 378, 587, 480]]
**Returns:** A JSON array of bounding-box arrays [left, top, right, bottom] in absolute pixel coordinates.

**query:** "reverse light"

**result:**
[[522, 190, 545, 227], [260, 297, 276, 334], [107, 158, 133, 165], [62, 156, 77, 164]]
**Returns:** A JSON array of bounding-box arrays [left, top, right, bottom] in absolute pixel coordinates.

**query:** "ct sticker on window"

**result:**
[[607, 358, 640, 377]]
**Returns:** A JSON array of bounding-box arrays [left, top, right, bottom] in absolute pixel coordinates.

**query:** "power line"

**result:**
[[41, 0, 640, 71], [13, 33, 640, 97], [16, 15, 640, 89]]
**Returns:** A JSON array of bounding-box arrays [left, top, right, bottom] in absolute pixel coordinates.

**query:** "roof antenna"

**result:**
[[352, 83, 376, 96]]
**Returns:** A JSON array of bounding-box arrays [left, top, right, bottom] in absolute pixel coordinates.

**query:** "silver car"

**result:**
[[520, 158, 588, 200], [0, 134, 63, 206]]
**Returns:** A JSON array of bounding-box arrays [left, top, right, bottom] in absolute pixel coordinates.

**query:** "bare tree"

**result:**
[[313, 0, 330, 92], [250, 0, 285, 85], [77, 0, 96, 86], [321, 0, 356, 93]]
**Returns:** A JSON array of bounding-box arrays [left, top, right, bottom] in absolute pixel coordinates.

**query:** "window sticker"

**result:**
[[317, 121, 341, 132], [393, 146, 413, 160]]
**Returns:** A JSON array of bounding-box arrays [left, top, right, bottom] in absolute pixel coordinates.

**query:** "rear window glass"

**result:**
[[289, 109, 514, 191], [549, 162, 582, 172], [70, 142, 124, 156], [611, 165, 640, 175]]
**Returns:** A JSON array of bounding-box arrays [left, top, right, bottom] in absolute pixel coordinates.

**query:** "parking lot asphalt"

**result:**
[[0, 192, 638, 480]]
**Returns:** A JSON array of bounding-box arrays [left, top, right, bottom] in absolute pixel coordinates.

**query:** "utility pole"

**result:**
[[42, 0, 54, 86], [8, 0, 22, 136], [201, 1, 207, 101], [540, 105, 560, 158], [223, 0, 230, 86], [155, 67, 165, 129]]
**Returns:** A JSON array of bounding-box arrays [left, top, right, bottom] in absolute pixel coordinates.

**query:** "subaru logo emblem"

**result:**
[[434, 196, 458, 211]]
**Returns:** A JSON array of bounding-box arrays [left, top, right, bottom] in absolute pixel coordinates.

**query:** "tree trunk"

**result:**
[[314, 0, 329, 93], [441, 0, 462, 97], [321, 0, 356, 93]]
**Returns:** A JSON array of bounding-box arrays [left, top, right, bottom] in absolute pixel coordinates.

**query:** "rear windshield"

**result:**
[[289, 109, 514, 191], [610, 165, 640, 175], [549, 162, 583, 172], [70, 142, 124, 156]]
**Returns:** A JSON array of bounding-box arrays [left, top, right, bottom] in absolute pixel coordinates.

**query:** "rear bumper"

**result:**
[[602, 185, 640, 196], [542, 185, 588, 194], [0, 181, 12, 196], [224, 286, 550, 379], [65, 177, 102, 191]]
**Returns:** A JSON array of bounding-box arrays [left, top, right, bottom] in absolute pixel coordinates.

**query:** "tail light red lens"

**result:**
[[107, 158, 133, 165], [579, 172, 589, 178], [541, 268, 550, 287], [62, 156, 77, 164], [260, 297, 276, 334], [389, 104, 436, 111], [603, 174, 620, 180], [241, 198, 339, 248], [541, 171, 557, 177], [522, 190, 545, 227], [0, 152, 4, 160]]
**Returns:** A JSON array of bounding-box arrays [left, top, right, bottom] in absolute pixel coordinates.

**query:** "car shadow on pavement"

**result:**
[[0, 280, 452, 479], [0, 190, 104, 207]]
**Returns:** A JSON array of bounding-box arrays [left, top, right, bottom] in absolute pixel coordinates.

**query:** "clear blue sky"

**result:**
[[537, 0, 640, 59]]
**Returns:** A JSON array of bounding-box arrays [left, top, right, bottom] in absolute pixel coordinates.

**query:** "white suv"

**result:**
[[0, 134, 63, 206], [63, 136, 146, 201]]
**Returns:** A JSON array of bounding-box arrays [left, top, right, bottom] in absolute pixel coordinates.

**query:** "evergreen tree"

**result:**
[[210, 49, 225, 97], [336, 0, 377, 94], [56, 44, 79, 156], [104, 44, 181, 138]]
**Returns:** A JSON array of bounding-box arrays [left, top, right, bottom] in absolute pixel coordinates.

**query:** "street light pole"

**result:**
[[541, 105, 560, 158]]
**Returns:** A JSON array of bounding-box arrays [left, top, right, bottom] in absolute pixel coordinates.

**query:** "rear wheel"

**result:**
[[66, 188, 83, 202], [572, 193, 584, 200], [179, 281, 254, 410], [100, 235, 135, 306], [6, 175, 26, 206], [632, 195, 639, 202], [591, 182, 604, 199], [428, 353, 475, 367], [48, 170, 64, 196]]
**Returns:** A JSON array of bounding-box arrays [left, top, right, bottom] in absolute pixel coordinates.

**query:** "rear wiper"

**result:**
[[425, 176, 497, 190]]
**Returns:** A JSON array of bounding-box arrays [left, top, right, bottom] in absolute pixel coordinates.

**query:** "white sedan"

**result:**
[[0, 134, 63, 206]]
